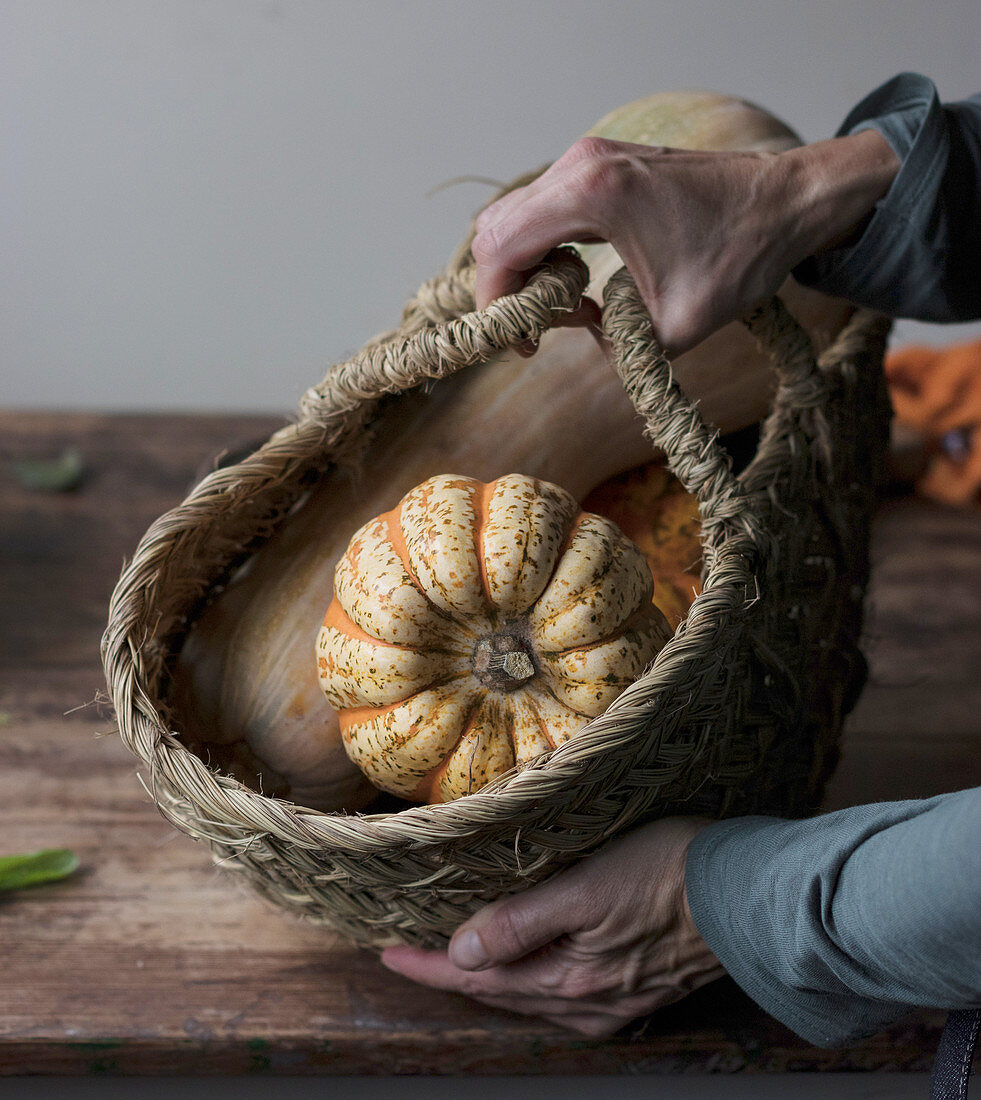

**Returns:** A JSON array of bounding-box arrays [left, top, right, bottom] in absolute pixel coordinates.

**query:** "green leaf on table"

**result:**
[[11, 448, 85, 492], [0, 849, 79, 891]]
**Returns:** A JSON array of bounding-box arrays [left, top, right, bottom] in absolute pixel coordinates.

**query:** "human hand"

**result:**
[[472, 130, 898, 355], [380, 816, 725, 1037]]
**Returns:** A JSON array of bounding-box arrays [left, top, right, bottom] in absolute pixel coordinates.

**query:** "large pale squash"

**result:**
[[171, 91, 855, 812], [317, 473, 671, 803]]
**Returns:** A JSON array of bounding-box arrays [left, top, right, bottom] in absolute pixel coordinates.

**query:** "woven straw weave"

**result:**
[[102, 235, 892, 950]]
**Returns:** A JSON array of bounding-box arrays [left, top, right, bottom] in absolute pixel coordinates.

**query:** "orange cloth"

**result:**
[[885, 339, 981, 506]]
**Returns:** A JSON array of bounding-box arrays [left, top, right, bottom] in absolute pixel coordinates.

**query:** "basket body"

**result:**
[[103, 254, 892, 949]]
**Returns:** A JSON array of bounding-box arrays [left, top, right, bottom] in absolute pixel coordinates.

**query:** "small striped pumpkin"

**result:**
[[316, 473, 671, 803]]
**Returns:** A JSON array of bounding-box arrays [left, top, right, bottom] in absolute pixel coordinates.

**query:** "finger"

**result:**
[[451, 995, 624, 1030], [448, 868, 592, 970], [474, 262, 527, 311], [380, 939, 706, 1032], [379, 951, 662, 1035], [476, 279, 596, 361], [380, 945, 476, 992], [475, 159, 568, 232], [540, 1013, 627, 1038], [475, 258, 602, 319], [511, 315, 591, 358], [472, 187, 604, 311], [541, 1011, 621, 1038], [474, 135, 621, 234], [379, 943, 561, 999], [585, 318, 614, 363], [465, 979, 695, 1036], [475, 186, 531, 232], [516, 299, 603, 357], [472, 187, 600, 283], [479, 286, 599, 365]]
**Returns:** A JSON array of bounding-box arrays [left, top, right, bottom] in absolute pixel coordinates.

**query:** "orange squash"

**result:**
[[584, 462, 703, 629]]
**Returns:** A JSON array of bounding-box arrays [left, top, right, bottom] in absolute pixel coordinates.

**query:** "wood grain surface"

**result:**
[[1, 410, 979, 1076]]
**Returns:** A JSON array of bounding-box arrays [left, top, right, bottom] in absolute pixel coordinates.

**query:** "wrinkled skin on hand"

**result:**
[[381, 816, 725, 1037], [472, 131, 899, 356]]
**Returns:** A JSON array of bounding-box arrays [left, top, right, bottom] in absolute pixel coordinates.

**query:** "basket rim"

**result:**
[[120, 517, 757, 853]]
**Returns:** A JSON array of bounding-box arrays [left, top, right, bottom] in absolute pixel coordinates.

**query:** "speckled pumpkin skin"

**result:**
[[317, 473, 672, 804]]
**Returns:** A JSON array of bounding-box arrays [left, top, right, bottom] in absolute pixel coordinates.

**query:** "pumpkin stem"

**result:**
[[472, 632, 536, 691]]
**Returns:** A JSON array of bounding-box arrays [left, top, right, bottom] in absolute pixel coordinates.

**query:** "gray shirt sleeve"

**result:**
[[684, 787, 981, 1047], [792, 72, 981, 322]]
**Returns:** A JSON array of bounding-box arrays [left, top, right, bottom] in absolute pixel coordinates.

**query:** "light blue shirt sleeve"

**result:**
[[687, 73, 981, 1050], [684, 787, 981, 1047]]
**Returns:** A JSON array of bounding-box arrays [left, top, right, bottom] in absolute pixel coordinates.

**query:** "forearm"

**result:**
[[776, 131, 900, 259], [685, 787, 981, 1047]]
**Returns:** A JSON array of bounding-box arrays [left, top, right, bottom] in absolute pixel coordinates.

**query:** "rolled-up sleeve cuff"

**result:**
[[791, 72, 956, 320]]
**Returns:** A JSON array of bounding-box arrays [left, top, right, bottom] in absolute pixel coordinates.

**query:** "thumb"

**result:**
[[448, 871, 585, 971]]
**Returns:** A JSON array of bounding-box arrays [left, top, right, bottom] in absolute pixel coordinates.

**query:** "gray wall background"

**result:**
[[5, 0, 981, 413]]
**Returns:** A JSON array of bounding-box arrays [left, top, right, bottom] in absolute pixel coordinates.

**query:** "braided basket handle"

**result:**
[[601, 266, 825, 550], [602, 267, 759, 547], [295, 246, 589, 437]]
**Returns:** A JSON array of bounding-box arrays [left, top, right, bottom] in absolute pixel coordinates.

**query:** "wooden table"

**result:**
[[2, 411, 979, 1077]]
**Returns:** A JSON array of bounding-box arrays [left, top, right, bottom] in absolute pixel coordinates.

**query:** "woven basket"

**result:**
[[103, 238, 892, 950]]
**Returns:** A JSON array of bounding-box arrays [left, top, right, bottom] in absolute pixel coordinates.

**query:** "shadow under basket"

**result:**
[[102, 251, 892, 950]]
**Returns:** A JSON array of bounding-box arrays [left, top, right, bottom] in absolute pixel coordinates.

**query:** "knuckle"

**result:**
[[652, 319, 682, 353], [458, 970, 491, 998], [650, 298, 697, 353], [535, 961, 570, 993], [570, 155, 621, 201], [496, 904, 535, 959], [471, 223, 503, 263], [565, 973, 602, 1001], [557, 138, 628, 201], [567, 135, 616, 161], [551, 965, 604, 1001]]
